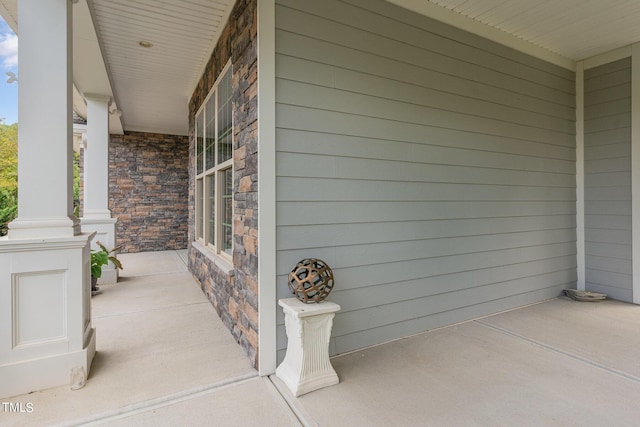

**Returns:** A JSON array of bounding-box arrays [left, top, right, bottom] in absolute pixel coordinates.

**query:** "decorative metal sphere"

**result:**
[[288, 258, 334, 303]]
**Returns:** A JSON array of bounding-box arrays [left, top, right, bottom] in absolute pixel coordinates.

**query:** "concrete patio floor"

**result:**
[[3, 250, 640, 426]]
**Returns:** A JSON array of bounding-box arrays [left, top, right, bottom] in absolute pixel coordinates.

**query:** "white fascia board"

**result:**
[[386, 0, 576, 71]]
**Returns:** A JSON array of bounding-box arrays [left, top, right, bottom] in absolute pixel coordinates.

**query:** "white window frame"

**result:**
[[195, 62, 233, 262]]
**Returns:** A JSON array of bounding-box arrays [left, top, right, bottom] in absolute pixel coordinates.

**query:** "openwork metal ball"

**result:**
[[288, 258, 334, 303]]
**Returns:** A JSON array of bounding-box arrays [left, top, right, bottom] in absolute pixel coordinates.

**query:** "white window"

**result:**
[[195, 63, 233, 259]]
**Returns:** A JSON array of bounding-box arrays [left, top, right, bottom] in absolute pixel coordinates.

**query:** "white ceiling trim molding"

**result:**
[[123, 124, 190, 137], [386, 0, 576, 71], [582, 45, 633, 71]]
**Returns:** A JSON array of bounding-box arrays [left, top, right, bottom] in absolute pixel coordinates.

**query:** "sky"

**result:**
[[0, 16, 18, 125]]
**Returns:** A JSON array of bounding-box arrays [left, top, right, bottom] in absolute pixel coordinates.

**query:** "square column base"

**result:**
[[0, 233, 96, 398], [276, 298, 340, 396], [0, 328, 95, 398]]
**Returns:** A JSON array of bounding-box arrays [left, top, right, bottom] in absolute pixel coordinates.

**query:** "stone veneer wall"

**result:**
[[188, 0, 259, 367], [109, 132, 189, 253]]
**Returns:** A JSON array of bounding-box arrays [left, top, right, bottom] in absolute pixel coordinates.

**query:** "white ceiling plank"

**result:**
[[98, 30, 213, 55], [435, 0, 469, 10], [94, 0, 222, 28], [473, 0, 534, 24], [454, 0, 509, 17], [93, 9, 219, 38]]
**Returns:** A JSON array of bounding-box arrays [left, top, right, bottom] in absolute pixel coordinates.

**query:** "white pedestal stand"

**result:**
[[276, 298, 340, 396]]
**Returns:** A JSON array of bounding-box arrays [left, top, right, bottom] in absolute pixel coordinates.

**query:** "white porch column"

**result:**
[[0, 0, 96, 398], [81, 94, 118, 284], [83, 94, 111, 220], [8, 0, 79, 239]]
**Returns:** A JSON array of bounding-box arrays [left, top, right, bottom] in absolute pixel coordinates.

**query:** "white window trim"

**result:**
[[195, 61, 233, 264]]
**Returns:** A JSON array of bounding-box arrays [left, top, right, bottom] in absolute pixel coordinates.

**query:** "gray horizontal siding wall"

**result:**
[[584, 58, 632, 302], [275, 0, 576, 361]]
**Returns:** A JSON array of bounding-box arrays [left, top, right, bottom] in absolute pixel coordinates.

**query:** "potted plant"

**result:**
[[90, 241, 123, 296]]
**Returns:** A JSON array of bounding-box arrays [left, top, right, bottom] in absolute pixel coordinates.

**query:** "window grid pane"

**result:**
[[196, 179, 203, 240], [205, 95, 216, 170], [196, 112, 204, 175], [217, 70, 232, 164], [221, 168, 233, 255], [207, 174, 215, 246]]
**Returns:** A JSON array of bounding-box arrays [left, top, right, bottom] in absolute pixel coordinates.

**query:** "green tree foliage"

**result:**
[[0, 121, 18, 192], [0, 121, 18, 236], [0, 187, 17, 236], [73, 151, 80, 217], [0, 122, 82, 235]]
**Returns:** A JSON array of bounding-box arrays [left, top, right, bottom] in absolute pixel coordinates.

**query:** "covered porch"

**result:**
[[2, 251, 640, 426], [5, 0, 640, 403]]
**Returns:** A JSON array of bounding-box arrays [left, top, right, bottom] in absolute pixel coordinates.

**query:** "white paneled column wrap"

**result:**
[[83, 94, 111, 220], [0, 0, 95, 398], [632, 43, 640, 304], [8, 0, 79, 239], [81, 94, 118, 283]]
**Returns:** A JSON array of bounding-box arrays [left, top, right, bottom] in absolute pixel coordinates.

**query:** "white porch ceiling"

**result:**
[[4, 0, 640, 136], [421, 0, 640, 61], [89, 0, 234, 135]]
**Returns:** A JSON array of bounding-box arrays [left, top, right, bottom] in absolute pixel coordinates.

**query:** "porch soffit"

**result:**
[[1, 0, 234, 137], [5, 1, 640, 135], [409, 0, 640, 63], [88, 0, 235, 136]]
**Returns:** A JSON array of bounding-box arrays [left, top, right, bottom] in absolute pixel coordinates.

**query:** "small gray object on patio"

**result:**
[[563, 289, 607, 302]]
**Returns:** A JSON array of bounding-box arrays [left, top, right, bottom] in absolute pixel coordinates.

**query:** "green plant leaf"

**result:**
[[109, 256, 123, 270]]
